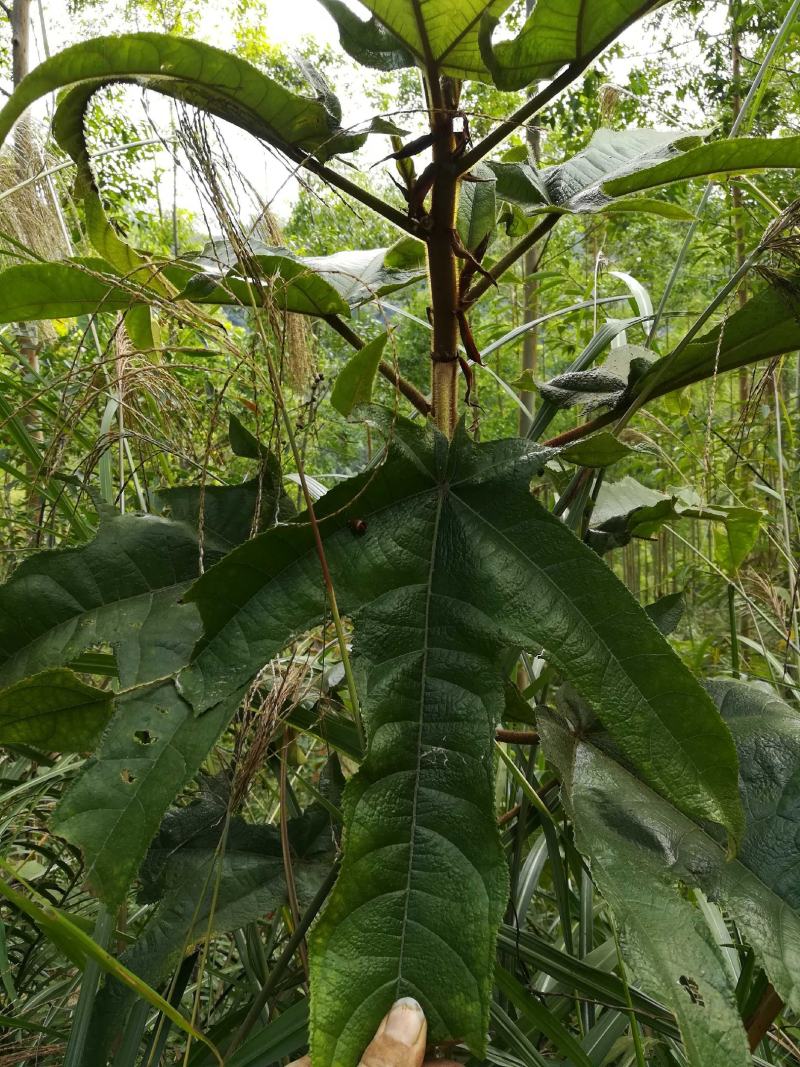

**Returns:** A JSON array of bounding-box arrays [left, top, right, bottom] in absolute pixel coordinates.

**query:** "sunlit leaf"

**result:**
[[349, 0, 513, 81], [604, 134, 800, 196], [0, 33, 362, 164], [481, 0, 672, 90]]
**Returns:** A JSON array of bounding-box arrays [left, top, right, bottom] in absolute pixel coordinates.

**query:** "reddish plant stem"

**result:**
[[496, 728, 540, 744]]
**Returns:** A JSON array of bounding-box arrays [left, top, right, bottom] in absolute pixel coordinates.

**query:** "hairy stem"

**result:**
[[426, 75, 462, 436]]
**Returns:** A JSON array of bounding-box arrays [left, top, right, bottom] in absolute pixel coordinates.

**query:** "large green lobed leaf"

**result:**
[[0, 465, 285, 907], [481, 0, 672, 90], [0, 513, 201, 690], [349, 0, 513, 81], [541, 679, 800, 1064], [178, 415, 742, 1066], [85, 786, 334, 1059]]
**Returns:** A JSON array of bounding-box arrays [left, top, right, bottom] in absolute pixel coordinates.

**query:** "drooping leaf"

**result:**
[[481, 1, 672, 90], [586, 476, 763, 557], [546, 129, 707, 212], [53, 85, 171, 299], [540, 700, 750, 1067], [713, 506, 764, 575], [331, 333, 389, 416], [184, 243, 350, 317], [554, 431, 648, 468], [0, 260, 140, 323], [457, 163, 497, 251], [604, 134, 800, 197], [540, 678, 800, 1058], [176, 414, 742, 1067], [488, 160, 549, 211], [491, 129, 707, 215], [316, 0, 415, 70], [228, 414, 266, 460], [600, 196, 695, 220], [633, 277, 800, 401], [0, 668, 113, 752], [0, 257, 358, 323], [0, 32, 364, 164], [184, 240, 425, 314]]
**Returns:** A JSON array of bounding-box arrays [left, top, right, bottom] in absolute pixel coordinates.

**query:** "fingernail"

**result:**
[[382, 997, 425, 1046]]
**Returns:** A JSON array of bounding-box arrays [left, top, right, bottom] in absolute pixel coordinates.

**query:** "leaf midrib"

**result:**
[[394, 482, 444, 998]]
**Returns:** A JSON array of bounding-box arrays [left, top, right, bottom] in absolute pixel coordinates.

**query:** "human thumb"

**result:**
[[358, 997, 427, 1067]]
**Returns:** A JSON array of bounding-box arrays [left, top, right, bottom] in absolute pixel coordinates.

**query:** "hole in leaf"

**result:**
[[120, 769, 136, 784], [134, 730, 156, 745], [679, 975, 705, 1006]]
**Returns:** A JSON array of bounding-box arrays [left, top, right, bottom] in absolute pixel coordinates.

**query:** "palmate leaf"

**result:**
[[0, 510, 223, 906], [481, 0, 673, 90], [0, 513, 201, 690], [540, 679, 800, 1065], [338, 0, 513, 82], [176, 414, 742, 1067]]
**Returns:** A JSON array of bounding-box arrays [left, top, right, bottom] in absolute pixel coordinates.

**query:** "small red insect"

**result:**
[[348, 518, 368, 536]]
